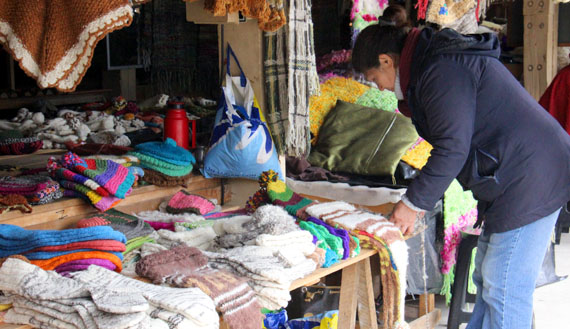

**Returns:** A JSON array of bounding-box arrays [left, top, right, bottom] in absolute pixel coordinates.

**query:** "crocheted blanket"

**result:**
[[0, 1, 133, 92]]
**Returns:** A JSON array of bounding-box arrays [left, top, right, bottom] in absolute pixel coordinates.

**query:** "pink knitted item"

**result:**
[[166, 190, 215, 215]]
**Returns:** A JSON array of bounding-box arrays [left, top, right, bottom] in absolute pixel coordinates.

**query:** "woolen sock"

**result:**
[[169, 268, 263, 329], [54, 258, 118, 274], [135, 245, 208, 284], [148, 306, 207, 329], [166, 190, 216, 215], [73, 265, 219, 328], [0, 224, 126, 257], [12, 296, 86, 328], [254, 230, 316, 255], [135, 210, 204, 223], [3, 307, 69, 329]]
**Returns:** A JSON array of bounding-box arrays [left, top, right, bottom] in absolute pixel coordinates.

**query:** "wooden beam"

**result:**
[[120, 68, 137, 101], [408, 309, 442, 329], [524, 0, 559, 99], [356, 257, 379, 329], [419, 293, 435, 317]]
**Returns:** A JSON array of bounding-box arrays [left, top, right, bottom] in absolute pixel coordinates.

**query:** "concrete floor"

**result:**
[[434, 233, 570, 329]]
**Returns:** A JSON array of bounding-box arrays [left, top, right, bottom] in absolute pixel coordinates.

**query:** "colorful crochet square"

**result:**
[[0, 137, 43, 155], [309, 77, 370, 144], [60, 181, 129, 212], [166, 190, 215, 215]]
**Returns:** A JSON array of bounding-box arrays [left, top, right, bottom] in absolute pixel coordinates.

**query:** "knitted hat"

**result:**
[[51, 152, 135, 199], [76, 209, 154, 240], [134, 138, 195, 166], [141, 168, 194, 187], [0, 175, 62, 205], [130, 151, 192, 177], [259, 170, 317, 219], [0, 137, 43, 155], [166, 191, 216, 215], [0, 194, 32, 215]]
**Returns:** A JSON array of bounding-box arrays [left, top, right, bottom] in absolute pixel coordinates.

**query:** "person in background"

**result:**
[[351, 11, 570, 329], [539, 63, 570, 135]]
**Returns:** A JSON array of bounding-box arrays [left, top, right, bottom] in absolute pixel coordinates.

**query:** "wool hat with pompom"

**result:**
[[133, 138, 195, 166]]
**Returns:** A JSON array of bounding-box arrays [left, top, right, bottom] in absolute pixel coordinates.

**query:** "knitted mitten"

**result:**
[[135, 245, 208, 284], [0, 224, 126, 257], [166, 190, 215, 215]]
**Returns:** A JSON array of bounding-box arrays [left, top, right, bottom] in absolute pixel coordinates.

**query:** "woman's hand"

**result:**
[[388, 200, 423, 236]]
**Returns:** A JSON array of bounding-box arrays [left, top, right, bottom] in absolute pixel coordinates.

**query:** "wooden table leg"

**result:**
[[419, 293, 435, 316], [356, 257, 378, 329], [338, 262, 359, 329]]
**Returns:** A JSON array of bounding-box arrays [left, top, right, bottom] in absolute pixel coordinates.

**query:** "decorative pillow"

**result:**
[[308, 100, 419, 177], [309, 77, 370, 144]]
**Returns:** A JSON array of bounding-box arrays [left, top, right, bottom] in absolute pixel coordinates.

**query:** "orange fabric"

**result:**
[[30, 251, 123, 272], [0, 1, 133, 91]]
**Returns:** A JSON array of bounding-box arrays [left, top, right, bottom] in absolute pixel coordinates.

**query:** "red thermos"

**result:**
[[164, 102, 189, 150]]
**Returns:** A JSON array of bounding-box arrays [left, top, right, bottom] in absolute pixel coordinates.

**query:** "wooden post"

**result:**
[[418, 293, 435, 317], [523, 0, 559, 99], [120, 68, 137, 101]]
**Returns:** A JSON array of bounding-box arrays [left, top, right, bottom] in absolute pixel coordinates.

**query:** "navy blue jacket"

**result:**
[[404, 28, 570, 233]]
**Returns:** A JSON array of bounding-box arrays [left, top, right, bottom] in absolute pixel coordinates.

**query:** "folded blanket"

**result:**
[[29, 239, 126, 253], [23, 250, 124, 261], [30, 251, 123, 272], [0, 175, 62, 205]]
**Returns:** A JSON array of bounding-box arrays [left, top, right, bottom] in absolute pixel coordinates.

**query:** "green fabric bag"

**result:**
[[308, 100, 419, 177]]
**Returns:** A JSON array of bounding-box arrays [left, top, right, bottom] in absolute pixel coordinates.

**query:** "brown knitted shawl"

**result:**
[[0, 0, 133, 92]]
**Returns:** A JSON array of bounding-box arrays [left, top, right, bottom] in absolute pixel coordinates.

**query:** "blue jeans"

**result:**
[[466, 208, 560, 329]]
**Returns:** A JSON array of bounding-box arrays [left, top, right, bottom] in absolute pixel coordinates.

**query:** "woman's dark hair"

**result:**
[[351, 25, 408, 73], [351, 4, 410, 73], [380, 4, 411, 28]]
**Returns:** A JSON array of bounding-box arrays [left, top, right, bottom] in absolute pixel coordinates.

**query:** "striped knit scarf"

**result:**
[[263, 0, 320, 157]]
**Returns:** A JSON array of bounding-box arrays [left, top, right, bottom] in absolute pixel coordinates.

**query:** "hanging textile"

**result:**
[[141, 0, 200, 95], [203, 0, 286, 31], [263, 0, 320, 156], [0, 0, 133, 92], [425, 0, 476, 26], [350, 0, 388, 45]]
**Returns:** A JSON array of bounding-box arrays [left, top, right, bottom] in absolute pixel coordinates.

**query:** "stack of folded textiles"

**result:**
[[129, 138, 196, 187], [0, 258, 219, 329], [47, 152, 137, 211], [0, 175, 63, 205], [0, 224, 127, 275]]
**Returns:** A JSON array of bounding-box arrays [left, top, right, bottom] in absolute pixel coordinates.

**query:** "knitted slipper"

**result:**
[[134, 138, 195, 166], [76, 209, 154, 240], [0, 137, 43, 155], [0, 194, 32, 215], [166, 190, 215, 215]]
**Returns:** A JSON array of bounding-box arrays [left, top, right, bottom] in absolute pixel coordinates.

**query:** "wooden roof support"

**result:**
[[524, 0, 559, 100]]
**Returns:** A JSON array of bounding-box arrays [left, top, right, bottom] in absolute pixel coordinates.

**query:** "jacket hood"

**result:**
[[419, 27, 500, 58]]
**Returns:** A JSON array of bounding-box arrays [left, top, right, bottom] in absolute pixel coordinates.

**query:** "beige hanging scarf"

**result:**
[[0, 0, 133, 92]]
